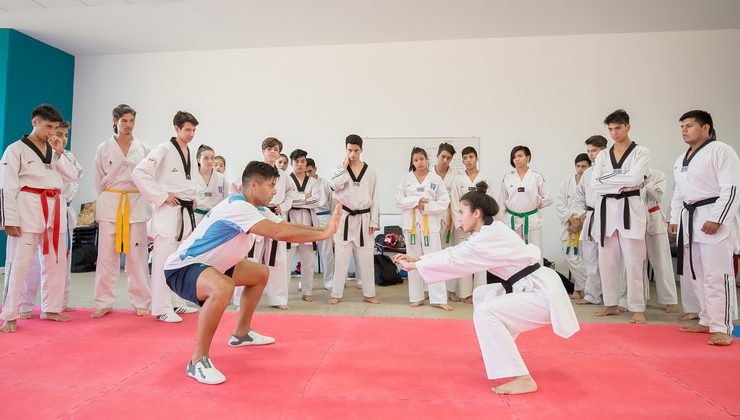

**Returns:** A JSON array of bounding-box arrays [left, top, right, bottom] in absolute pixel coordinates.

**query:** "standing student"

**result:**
[[194, 145, 229, 224], [328, 134, 380, 305], [669, 110, 739, 346], [91, 104, 153, 318], [499, 146, 552, 253], [394, 182, 579, 395], [164, 161, 342, 384], [277, 153, 289, 172], [555, 153, 590, 299], [19, 120, 84, 318], [214, 155, 226, 174], [591, 109, 649, 324], [307, 158, 335, 290], [286, 149, 321, 301], [434, 142, 461, 302], [643, 168, 679, 313], [132, 111, 200, 323], [573, 136, 608, 306], [395, 147, 452, 310], [450, 146, 492, 303], [1, 104, 79, 333]]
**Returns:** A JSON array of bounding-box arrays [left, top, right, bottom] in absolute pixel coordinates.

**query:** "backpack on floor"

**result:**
[[374, 254, 403, 286], [71, 223, 98, 273]]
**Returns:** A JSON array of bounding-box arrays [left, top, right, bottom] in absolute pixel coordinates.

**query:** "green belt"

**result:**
[[194, 208, 210, 215], [506, 208, 538, 244]]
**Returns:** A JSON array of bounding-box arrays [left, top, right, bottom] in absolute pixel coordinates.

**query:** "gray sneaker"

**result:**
[[228, 330, 276, 347]]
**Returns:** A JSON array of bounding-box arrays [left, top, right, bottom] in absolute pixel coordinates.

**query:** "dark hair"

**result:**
[[305, 158, 316, 168], [461, 146, 477, 158], [31, 104, 63, 123], [279, 153, 288, 161], [173, 111, 199, 128], [408, 146, 428, 172], [460, 182, 499, 225], [604, 109, 630, 126], [58, 121, 70, 129], [680, 110, 716, 139], [437, 142, 456, 157], [112, 104, 136, 134], [290, 149, 308, 162], [585, 135, 608, 149], [575, 153, 591, 166], [509, 145, 531, 167], [261, 137, 283, 152], [196, 144, 215, 169], [242, 160, 280, 188], [346, 134, 363, 148], [214, 155, 226, 166]]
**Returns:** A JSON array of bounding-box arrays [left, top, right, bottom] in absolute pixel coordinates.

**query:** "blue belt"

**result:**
[[316, 210, 331, 216]]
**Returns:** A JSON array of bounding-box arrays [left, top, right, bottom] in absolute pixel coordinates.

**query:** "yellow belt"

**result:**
[[566, 231, 580, 255], [105, 188, 139, 253], [410, 210, 430, 246]]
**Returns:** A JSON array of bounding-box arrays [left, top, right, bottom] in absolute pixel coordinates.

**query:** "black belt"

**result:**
[[266, 206, 279, 266], [599, 190, 640, 247], [487, 263, 541, 294], [177, 200, 196, 242], [286, 208, 317, 251], [342, 205, 371, 246], [677, 196, 719, 279], [585, 205, 595, 241]]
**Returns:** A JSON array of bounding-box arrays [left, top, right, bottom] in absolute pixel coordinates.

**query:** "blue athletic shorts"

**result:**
[[164, 264, 235, 307]]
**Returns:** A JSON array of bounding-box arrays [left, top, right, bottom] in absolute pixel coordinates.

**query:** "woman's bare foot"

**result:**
[[708, 332, 733, 346], [575, 298, 595, 305], [680, 324, 710, 333], [570, 291, 583, 299], [355, 283, 362, 290], [594, 306, 620, 317], [679, 312, 699, 321], [91, 308, 113, 318], [1, 320, 17, 333], [302, 295, 315, 302], [664, 304, 678, 313], [448, 292, 460, 302], [431, 303, 454, 311], [492, 375, 538, 395], [618, 306, 628, 313], [363, 297, 380, 304], [19, 311, 33, 319], [410, 301, 424, 307], [135, 308, 149, 316], [272, 305, 290, 310], [40, 312, 71, 322], [63, 306, 76, 312], [328, 298, 341, 305], [630, 312, 647, 324], [463, 296, 473, 304]]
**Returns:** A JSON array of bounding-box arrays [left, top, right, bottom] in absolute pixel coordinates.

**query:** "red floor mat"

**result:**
[[0, 309, 737, 419]]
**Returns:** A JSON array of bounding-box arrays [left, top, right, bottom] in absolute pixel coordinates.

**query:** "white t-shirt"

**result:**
[[165, 194, 265, 272]]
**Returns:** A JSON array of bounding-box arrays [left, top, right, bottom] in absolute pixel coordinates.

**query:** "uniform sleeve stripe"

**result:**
[[718, 185, 735, 224]]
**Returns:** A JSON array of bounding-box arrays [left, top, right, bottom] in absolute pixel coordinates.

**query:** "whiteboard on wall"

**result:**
[[362, 136, 480, 216]]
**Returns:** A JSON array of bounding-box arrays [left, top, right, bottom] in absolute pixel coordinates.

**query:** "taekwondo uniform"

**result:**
[[330, 162, 379, 300], [643, 168, 678, 306], [436, 167, 460, 295], [315, 175, 335, 290], [20, 149, 84, 312], [591, 142, 649, 312], [573, 166, 602, 304], [450, 171, 493, 299], [671, 138, 739, 334], [92, 136, 152, 311], [1, 137, 79, 322], [554, 174, 588, 292], [499, 168, 552, 252], [395, 171, 450, 304], [194, 169, 229, 224], [133, 138, 197, 318], [286, 173, 320, 296], [415, 221, 579, 380]]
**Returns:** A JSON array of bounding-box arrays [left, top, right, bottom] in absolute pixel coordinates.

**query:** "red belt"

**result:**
[[648, 205, 661, 213], [20, 186, 62, 261]]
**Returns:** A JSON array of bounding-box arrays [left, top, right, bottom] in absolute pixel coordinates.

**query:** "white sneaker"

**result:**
[[228, 330, 276, 347], [174, 306, 198, 314], [186, 357, 226, 385], [156, 311, 182, 323]]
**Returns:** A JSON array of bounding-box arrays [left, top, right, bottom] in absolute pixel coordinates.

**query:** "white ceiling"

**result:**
[[1, 0, 739, 56]]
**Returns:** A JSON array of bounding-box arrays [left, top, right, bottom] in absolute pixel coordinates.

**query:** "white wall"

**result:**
[[70, 29, 740, 265]]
